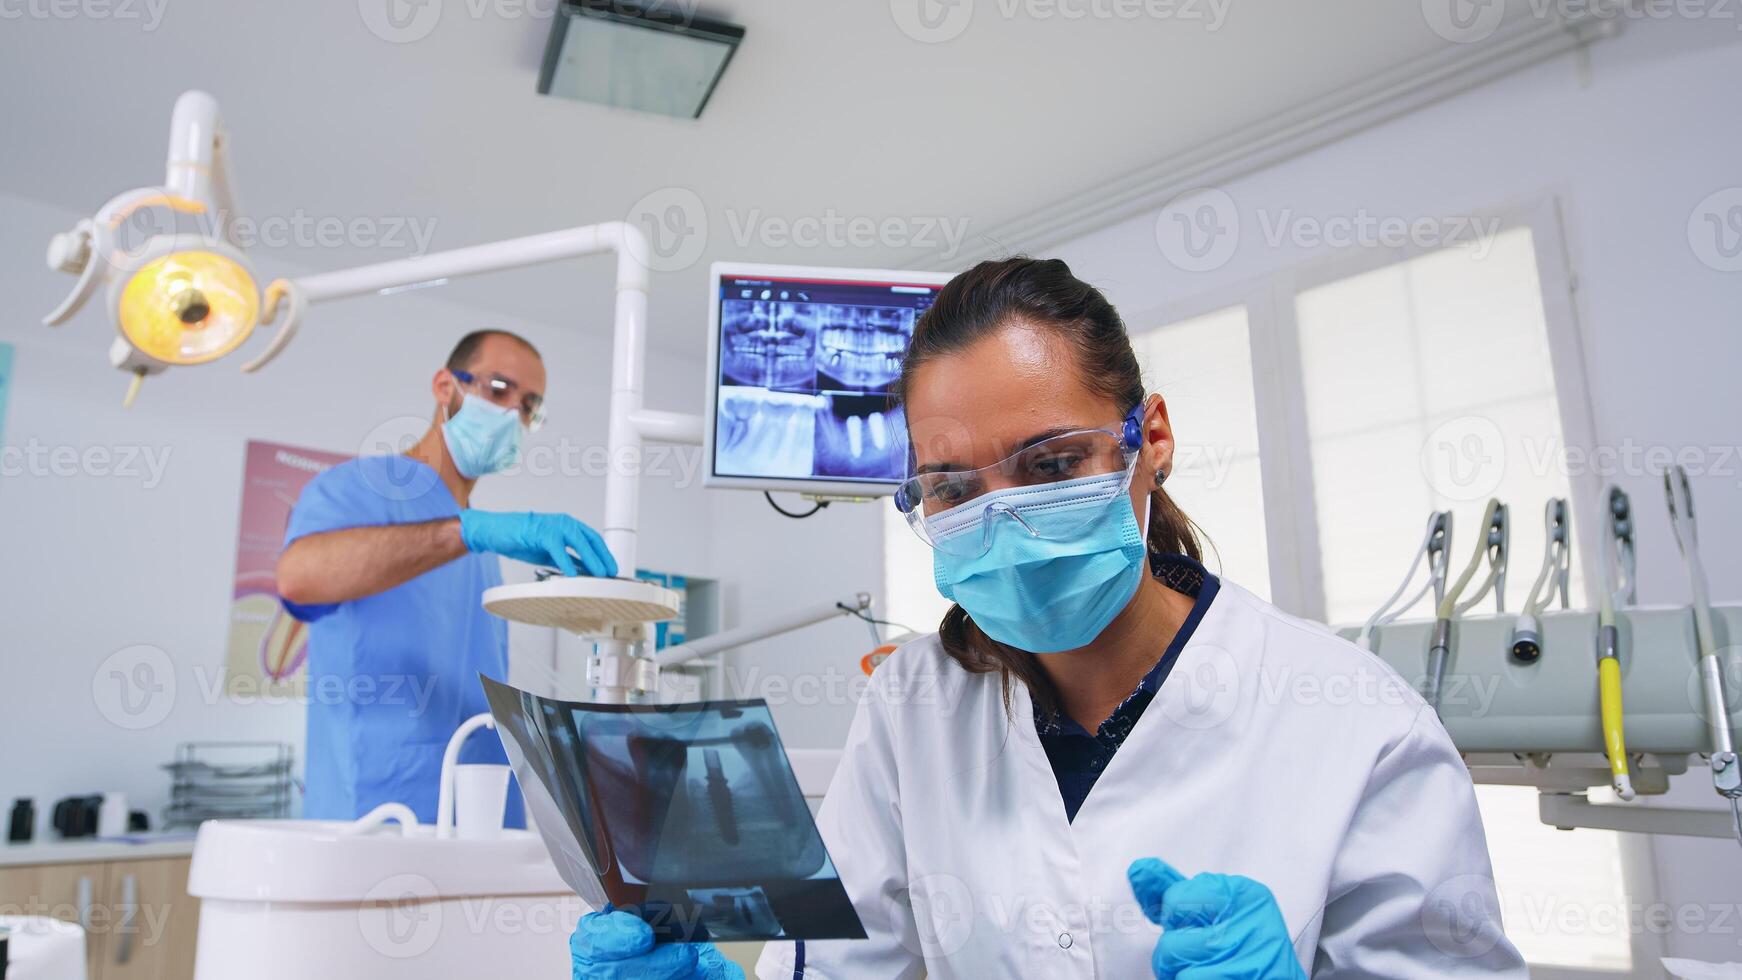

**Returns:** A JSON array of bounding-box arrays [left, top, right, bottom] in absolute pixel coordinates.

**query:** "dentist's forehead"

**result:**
[[904, 320, 1118, 469]]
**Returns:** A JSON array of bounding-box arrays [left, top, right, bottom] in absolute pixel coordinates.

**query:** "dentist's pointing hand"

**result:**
[[1128, 858, 1306, 980]]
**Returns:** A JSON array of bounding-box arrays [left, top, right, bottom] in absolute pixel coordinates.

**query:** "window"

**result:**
[[1295, 226, 1582, 623], [1132, 305, 1271, 598], [1474, 785, 1634, 971]]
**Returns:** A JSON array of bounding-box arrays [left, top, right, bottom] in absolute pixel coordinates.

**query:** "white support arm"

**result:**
[[656, 593, 873, 668], [629, 408, 705, 446], [1540, 792, 1741, 840], [166, 90, 240, 245], [291, 223, 648, 305]]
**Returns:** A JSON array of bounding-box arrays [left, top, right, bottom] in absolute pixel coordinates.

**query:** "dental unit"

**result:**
[[1347, 485, 1742, 844]]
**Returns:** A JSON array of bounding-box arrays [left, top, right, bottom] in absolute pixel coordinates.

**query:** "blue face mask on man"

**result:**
[[933, 471, 1149, 653], [442, 393, 523, 478]]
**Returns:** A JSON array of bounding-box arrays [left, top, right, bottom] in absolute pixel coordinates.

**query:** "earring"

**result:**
[[1154, 468, 1168, 488]]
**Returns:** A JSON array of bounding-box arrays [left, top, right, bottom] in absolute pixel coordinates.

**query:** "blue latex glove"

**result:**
[[1128, 858, 1306, 980], [570, 910, 744, 980], [458, 510, 617, 578]]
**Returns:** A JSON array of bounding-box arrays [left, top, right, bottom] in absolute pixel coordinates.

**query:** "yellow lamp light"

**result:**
[[117, 248, 260, 365], [43, 122, 307, 407]]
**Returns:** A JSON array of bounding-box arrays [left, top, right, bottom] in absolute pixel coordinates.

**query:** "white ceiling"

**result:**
[[1, 0, 1544, 355]]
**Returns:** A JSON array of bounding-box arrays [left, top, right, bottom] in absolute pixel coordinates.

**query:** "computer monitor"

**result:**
[[703, 262, 955, 496]]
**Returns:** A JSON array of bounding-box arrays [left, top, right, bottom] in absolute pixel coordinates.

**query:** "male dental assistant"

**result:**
[[276, 330, 617, 822]]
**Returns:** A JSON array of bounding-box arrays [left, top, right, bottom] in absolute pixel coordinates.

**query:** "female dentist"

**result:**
[[571, 258, 1525, 978]]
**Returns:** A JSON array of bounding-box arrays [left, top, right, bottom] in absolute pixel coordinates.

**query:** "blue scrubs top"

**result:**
[[283, 455, 522, 825]]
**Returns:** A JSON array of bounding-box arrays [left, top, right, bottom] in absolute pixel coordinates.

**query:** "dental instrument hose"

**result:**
[[1426, 499, 1502, 711], [1511, 499, 1568, 664], [1664, 468, 1742, 850], [1358, 512, 1450, 652]]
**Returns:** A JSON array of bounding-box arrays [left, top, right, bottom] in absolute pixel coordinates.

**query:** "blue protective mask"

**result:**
[[933, 471, 1148, 653], [442, 393, 523, 478]]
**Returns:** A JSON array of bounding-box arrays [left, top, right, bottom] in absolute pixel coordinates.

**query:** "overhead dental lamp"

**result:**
[[43, 91, 300, 406]]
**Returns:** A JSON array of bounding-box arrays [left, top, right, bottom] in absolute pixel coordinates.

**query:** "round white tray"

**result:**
[[482, 577, 681, 633]]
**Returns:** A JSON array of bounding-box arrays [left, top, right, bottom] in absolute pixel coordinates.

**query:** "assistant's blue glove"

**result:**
[[570, 910, 744, 980], [458, 510, 617, 578], [1128, 858, 1306, 980]]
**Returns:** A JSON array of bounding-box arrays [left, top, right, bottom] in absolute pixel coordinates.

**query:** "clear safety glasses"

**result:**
[[893, 406, 1144, 557], [452, 368, 547, 431]]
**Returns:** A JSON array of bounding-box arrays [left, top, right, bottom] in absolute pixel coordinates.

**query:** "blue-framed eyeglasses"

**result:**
[[452, 368, 546, 431]]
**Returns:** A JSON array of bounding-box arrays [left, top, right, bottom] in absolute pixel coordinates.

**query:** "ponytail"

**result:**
[[1148, 483, 1202, 564]]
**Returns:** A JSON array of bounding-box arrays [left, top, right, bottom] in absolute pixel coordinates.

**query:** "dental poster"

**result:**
[[224, 440, 351, 698], [481, 676, 867, 944]]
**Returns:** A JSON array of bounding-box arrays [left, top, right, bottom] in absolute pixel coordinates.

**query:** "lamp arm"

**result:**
[[654, 593, 875, 668], [165, 90, 241, 245]]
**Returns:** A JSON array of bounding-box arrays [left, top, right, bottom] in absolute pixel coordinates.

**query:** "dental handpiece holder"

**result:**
[[1348, 604, 1742, 839]]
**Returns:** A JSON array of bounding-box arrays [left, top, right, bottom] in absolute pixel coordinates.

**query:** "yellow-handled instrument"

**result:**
[[1596, 486, 1635, 800]]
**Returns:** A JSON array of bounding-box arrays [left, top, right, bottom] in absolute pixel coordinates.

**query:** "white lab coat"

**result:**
[[757, 579, 1526, 978]]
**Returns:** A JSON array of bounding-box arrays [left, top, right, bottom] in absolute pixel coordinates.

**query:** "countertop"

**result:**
[[0, 834, 198, 868]]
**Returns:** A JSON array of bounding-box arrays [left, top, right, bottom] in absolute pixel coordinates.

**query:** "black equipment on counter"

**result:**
[[50, 795, 102, 839], [6, 799, 32, 843]]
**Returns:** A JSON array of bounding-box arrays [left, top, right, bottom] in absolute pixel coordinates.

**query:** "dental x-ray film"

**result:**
[[480, 676, 867, 944]]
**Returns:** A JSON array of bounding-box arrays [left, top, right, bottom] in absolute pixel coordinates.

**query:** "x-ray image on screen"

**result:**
[[814, 397, 906, 481], [715, 388, 824, 478], [481, 677, 866, 945], [816, 305, 912, 394], [720, 300, 819, 390], [709, 269, 945, 492]]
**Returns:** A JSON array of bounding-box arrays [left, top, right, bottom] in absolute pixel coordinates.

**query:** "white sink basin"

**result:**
[[187, 819, 581, 980]]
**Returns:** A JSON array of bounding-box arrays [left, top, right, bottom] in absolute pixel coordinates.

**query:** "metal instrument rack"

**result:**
[[162, 742, 294, 828], [1347, 604, 1742, 839]]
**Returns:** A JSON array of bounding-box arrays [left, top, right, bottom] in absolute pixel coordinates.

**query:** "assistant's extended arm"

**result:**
[[277, 519, 466, 606]]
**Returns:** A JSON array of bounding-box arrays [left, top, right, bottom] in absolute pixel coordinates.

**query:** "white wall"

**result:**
[[1046, 20, 1742, 964]]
